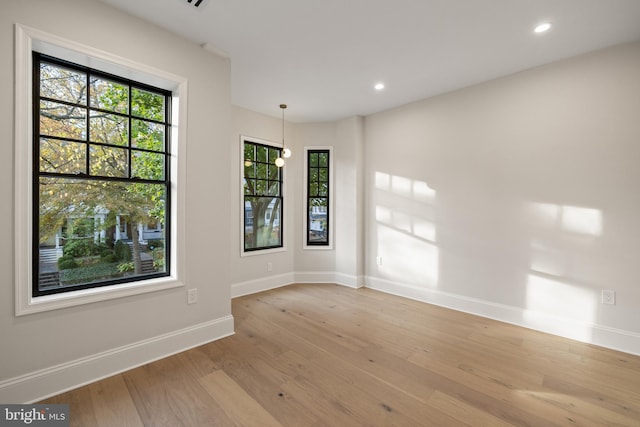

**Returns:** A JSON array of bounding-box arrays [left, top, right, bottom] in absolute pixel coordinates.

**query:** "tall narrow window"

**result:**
[[34, 53, 171, 296], [242, 137, 283, 252], [306, 149, 331, 246]]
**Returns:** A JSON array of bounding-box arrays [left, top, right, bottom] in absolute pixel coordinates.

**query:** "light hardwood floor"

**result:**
[[42, 284, 640, 426]]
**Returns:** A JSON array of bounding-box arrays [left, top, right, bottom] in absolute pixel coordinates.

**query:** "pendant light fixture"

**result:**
[[275, 103, 291, 167]]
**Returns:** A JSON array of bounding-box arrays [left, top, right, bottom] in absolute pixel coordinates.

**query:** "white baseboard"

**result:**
[[294, 271, 364, 288], [0, 315, 235, 404], [231, 272, 295, 298], [365, 276, 640, 357], [334, 272, 365, 289], [231, 272, 364, 299]]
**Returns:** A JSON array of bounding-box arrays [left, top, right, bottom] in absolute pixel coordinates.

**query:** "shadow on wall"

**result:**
[[524, 202, 603, 342], [374, 171, 439, 287]]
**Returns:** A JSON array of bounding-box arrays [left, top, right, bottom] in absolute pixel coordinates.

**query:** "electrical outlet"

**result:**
[[601, 289, 615, 305], [187, 288, 198, 304], [376, 256, 383, 266], [267, 262, 273, 272]]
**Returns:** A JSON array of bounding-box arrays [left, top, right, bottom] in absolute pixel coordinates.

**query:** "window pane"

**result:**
[[255, 179, 269, 196], [308, 198, 328, 243], [131, 88, 165, 121], [256, 145, 267, 163], [269, 147, 279, 163], [309, 152, 318, 167], [244, 178, 255, 195], [40, 100, 87, 140], [268, 180, 280, 196], [244, 161, 255, 178], [319, 182, 329, 197], [90, 145, 128, 177], [309, 168, 319, 182], [90, 77, 128, 113], [309, 182, 318, 197], [40, 138, 86, 174], [244, 144, 255, 162], [38, 177, 166, 292], [89, 111, 128, 146], [132, 151, 164, 180], [132, 119, 165, 151], [40, 63, 86, 105], [255, 163, 267, 180], [244, 196, 282, 250], [319, 168, 328, 182], [319, 153, 329, 167], [268, 164, 280, 180]]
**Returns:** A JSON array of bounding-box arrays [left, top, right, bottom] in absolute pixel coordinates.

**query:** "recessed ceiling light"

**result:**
[[534, 22, 552, 33], [374, 82, 385, 91]]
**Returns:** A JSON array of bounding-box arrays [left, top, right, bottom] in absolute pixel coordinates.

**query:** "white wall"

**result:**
[[1, 0, 232, 402], [364, 41, 640, 355]]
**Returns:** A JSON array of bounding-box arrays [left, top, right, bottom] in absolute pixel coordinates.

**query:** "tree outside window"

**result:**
[[34, 53, 171, 296], [243, 139, 283, 251]]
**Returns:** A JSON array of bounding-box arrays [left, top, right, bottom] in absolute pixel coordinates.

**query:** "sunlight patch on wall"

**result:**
[[374, 172, 439, 287], [561, 206, 602, 236], [528, 203, 602, 236], [375, 172, 436, 202], [378, 224, 439, 286], [524, 273, 596, 341]]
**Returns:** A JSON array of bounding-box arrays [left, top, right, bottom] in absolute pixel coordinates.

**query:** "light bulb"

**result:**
[[275, 157, 285, 167], [534, 22, 551, 33], [283, 148, 292, 158]]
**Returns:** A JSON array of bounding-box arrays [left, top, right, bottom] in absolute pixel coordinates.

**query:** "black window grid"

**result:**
[[32, 52, 172, 296]]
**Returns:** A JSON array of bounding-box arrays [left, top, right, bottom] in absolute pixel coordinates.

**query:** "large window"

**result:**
[[242, 137, 283, 252], [33, 53, 171, 296], [305, 149, 331, 246]]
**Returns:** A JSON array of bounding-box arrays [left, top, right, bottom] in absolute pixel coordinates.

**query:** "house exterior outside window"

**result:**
[[242, 137, 284, 253], [33, 53, 171, 296]]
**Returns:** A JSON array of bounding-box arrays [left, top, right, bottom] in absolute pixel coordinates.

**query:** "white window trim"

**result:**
[[240, 135, 287, 257], [303, 146, 334, 250], [14, 24, 188, 315]]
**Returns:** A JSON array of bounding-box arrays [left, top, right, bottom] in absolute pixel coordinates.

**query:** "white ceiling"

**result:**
[[97, 0, 640, 123]]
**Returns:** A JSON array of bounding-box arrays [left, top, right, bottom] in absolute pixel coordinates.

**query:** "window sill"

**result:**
[[17, 276, 184, 316]]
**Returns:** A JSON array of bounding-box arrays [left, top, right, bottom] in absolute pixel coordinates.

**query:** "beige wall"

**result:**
[[1, 0, 232, 401], [364, 41, 640, 354]]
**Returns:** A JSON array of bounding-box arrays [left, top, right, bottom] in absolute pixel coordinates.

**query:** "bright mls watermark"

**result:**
[[0, 405, 69, 426]]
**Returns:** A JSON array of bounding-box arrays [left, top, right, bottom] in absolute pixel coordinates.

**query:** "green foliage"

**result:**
[[114, 240, 132, 262], [152, 247, 165, 272], [117, 261, 135, 273], [100, 252, 117, 263], [63, 239, 94, 258], [38, 60, 167, 248], [60, 262, 120, 285], [57, 255, 78, 270], [63, 239, 108, 258]]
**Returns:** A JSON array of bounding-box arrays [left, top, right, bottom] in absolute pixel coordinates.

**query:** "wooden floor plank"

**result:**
[[39, 284, 640, 426], [87, 375, 144, 427], [199, 370, 283, 427]]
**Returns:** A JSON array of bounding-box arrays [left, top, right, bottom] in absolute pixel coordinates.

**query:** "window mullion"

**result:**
[[85, 70, 91, 176]]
